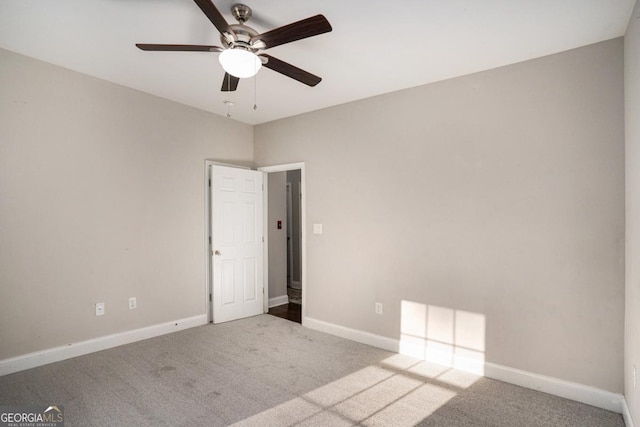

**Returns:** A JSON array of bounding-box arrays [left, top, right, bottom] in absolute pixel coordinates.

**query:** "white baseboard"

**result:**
[[302, 316, 625, 414], [290, 281, 301, 290], [2, 313, 629, 418], [303, 316, 399, 353], [484, 362, 623, 413], [0, 314, 208, 377], [623, 398, 636, 427], [268, 295, 289, 308]]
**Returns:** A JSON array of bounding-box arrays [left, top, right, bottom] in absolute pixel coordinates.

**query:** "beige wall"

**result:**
[[625, 0, 640, 422], [255, 39, 625, 392], [267, 172, 287, 299], [0, 49, 253, 359]]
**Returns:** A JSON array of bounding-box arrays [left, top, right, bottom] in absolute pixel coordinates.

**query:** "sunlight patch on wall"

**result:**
[[399, 300, 486, 377]]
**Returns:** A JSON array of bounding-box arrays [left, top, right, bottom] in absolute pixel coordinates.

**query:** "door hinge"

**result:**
[[209, 178, 211, 187], [209, 236, 211, 245], [209, 293, 212, 302]]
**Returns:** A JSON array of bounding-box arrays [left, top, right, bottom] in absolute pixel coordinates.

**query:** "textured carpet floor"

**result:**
[[0, 315, 625, 426]]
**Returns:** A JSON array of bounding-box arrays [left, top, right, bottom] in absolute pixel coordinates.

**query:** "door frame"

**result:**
[[204, 161, 254, 323], [258, 162, 307, 324], [204, 161, 307, 324]]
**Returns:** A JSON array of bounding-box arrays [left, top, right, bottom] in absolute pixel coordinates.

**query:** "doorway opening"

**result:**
[[265, 170, 302, 323], [258, 163, 306, 325]]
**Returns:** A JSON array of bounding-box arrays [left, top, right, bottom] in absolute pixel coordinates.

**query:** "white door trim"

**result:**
[[258, 162, 307, 324], [205, 161, 213, 323]]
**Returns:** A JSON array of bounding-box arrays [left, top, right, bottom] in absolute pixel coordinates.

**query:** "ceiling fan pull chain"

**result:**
[[253, 59, 258, 111]]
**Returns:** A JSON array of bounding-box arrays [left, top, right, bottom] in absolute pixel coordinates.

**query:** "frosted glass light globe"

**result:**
[[219, 49, 262, 78]]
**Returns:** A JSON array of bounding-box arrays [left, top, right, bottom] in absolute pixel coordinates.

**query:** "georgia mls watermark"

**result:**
[[0, 406, 64, 427]]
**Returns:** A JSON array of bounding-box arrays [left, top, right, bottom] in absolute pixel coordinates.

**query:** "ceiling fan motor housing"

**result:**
[[220, 4, 266, 52], [221, 24, 259, 50]]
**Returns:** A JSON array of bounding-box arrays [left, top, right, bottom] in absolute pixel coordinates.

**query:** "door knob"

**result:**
[[214, 250, 221, 256]]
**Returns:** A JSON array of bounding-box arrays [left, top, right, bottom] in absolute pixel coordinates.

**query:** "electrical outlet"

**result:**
[[129, 297, 137, 310], [375, 302, 383, 315], [95, 302, 105, 316]]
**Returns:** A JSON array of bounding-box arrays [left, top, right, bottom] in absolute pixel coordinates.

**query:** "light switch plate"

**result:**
[[313, 223, 323, 234]]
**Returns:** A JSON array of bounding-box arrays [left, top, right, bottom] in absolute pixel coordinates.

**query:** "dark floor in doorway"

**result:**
[[268, 303, 301, 323]]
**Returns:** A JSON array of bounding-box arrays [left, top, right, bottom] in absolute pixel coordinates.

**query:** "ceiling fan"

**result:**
[[136, 1, 332, 92]]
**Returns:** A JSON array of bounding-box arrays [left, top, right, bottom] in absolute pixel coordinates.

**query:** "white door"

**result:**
[[211, 165, 264, 323]]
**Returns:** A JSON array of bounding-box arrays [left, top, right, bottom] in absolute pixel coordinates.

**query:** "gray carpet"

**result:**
[[0, 315, 625, 426]]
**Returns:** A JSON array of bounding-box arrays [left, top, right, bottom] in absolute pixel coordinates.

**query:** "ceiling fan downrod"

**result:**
[[230, 4, 252, 24]]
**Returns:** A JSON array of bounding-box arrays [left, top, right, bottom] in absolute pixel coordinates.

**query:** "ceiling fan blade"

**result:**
[[251, 15, 331, 49], [136, 44, 223, 52], [259, 54, 321, 87], [221, 73, 239, 92], [193, 0, 234, 37]]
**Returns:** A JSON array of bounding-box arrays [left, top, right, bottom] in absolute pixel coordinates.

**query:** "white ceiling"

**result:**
[[0, 0, 635, 125]]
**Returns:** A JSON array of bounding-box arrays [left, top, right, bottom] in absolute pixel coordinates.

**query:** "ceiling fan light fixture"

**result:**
[[136, 2, 332, 92], [219, 49, 261, 78]]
